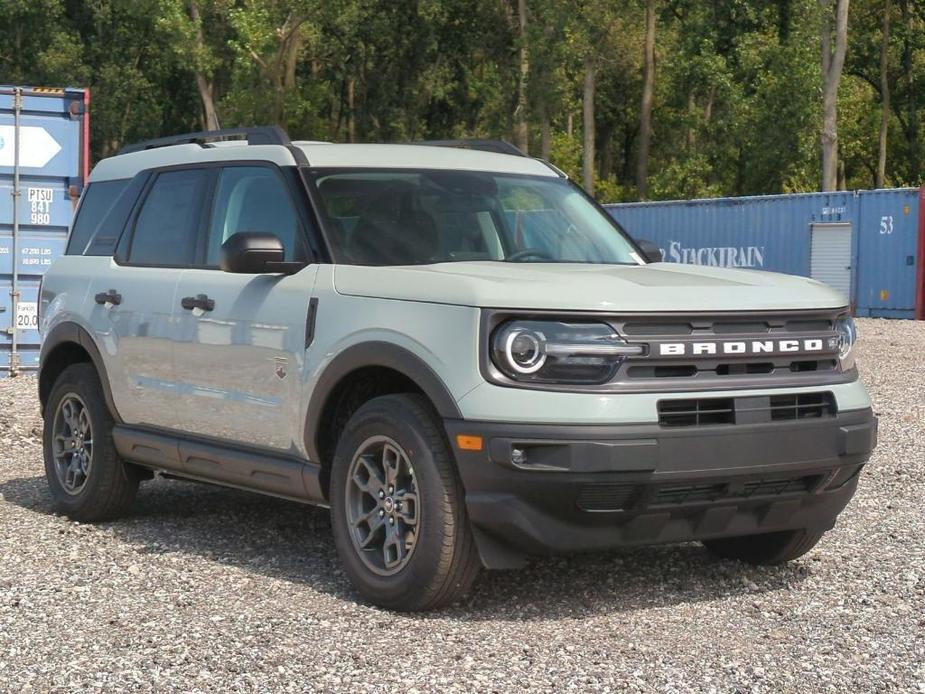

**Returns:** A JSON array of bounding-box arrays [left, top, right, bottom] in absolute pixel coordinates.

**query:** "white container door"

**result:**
[[810, 222, 853, 301]]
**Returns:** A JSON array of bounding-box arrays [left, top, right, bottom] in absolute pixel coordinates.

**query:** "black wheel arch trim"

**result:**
[[303, 340, 462, 462], [40, 322, 121, 422]]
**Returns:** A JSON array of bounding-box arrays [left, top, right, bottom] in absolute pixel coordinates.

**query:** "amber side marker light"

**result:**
[[456, 435, 483, 451]]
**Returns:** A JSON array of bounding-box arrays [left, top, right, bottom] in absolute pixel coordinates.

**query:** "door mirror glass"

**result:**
[[220, 232, 301, 274], [636, 238, 663, 263]]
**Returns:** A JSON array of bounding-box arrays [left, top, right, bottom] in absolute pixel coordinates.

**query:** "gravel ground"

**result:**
[[0, 317, 923, 693]]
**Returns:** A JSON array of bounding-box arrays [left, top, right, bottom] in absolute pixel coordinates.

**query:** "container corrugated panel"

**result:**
[[0, 86, 89, 375], [606, 188, 924, 320], [854, 188, 922, 318]]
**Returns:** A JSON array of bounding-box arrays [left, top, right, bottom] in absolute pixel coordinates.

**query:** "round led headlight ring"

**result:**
[[504, 328, 547, 374]]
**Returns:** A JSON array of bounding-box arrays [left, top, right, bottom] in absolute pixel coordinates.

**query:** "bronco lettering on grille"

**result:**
[[658, 338, 835, 357]]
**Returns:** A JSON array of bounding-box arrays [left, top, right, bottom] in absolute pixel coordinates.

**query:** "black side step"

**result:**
[[112, 425, 324, 504]]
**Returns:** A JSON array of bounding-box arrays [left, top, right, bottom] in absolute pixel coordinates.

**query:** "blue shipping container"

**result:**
[[0, 86, 89, 376], [605, 188, 925, 320]]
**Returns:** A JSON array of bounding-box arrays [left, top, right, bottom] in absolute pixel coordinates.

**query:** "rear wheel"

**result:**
[[703, 528, 826, 565], [330, 393, 480, 611], [43, 363, 140, 521]]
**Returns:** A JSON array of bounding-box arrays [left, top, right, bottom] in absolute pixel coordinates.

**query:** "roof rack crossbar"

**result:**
[[412, 139, 526, 157], [119, 126, 291, 155]]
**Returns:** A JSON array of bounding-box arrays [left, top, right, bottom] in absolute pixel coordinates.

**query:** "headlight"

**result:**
[[490, 320, 643, 384], [835, 315, 858, 371]]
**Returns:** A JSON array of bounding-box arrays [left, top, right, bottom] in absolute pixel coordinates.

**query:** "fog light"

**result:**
[[511, 447, 528, 465]]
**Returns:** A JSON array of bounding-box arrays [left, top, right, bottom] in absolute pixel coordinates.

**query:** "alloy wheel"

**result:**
[[345, 435, 420, 575], [51, 393, 93, 495]]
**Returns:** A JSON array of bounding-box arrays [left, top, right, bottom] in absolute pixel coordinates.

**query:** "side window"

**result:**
[[66, 179, 130, 255], [206, 166, 301, 267], [127, 169, 210, 266]]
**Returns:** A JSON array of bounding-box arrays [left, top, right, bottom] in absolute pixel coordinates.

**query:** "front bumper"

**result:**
[[445, 408, 877, 567]]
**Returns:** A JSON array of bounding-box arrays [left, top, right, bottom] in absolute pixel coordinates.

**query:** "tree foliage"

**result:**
[[1, 0, 923, 200]]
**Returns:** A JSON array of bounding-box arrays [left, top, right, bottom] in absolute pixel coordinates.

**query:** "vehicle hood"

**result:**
[[333, 261, 848, 313]]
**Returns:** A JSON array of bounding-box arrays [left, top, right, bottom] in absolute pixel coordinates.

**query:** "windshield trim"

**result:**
[[302, 166, 648, 266]]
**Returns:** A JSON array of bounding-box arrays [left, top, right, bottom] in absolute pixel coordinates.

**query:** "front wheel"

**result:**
[[703, 528, 826, 565], [329, 394, 480, 611]]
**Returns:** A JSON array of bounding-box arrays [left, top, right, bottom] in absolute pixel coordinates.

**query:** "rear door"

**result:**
[[810, 222, 853, 302], [85, 168, 212, 429], [171, 164, 318, 452]]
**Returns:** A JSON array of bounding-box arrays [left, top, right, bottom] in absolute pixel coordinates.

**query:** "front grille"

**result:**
[[576, 483, 638, 512], [658, 392, 836, 427], [741, 475, 819, 497], [658, 398, 735, 427], [610, 311, 847, 391], [768, 392, 836, 421], [577, 473, 824, 512], [654, 483, 725, 505]]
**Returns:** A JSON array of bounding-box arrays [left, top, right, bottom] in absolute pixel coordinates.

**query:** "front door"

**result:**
[[171, 165, 317, 452], [810, 222, 853, 302]]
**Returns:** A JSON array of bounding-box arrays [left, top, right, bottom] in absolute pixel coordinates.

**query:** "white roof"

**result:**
[[89, 141, 558, 182], [294, 143, 558, 177]]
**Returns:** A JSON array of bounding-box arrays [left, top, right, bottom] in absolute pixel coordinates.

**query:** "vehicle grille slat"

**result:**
[[658, 392, 836, 427]]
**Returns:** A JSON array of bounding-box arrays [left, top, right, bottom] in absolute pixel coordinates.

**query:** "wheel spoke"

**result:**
[[382, 444, 401, 487], [78, 410, 91, 436], [382, 524, 405, 568], [393, 490, 418, 526], [352, 454, 385, 495], [358, 515, 385, 549], [53, 434, 71, 456], [62, 401, 79, 433]]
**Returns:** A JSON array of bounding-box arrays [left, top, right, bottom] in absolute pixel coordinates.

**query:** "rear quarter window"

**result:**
[[66, 179, 130, 255]]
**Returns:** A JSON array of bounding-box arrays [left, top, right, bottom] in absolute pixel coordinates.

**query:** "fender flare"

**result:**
[[303, 341, 461, 462], [39, 322, 121, 421]]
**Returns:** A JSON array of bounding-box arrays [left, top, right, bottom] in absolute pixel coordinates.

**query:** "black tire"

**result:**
[[703, 528, 826, 565], [329, 393, 480, 611], [43, 363, 140, 521]]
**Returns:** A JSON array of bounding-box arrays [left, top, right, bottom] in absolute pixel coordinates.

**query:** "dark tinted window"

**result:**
[[205, 166, 301, 267], [128, 169, 209, 266], [311, 170, 640, 266], [66, 180, 130, 255]]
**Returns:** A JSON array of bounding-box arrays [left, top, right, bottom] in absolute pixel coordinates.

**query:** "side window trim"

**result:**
[[116, 167, 217, 269]]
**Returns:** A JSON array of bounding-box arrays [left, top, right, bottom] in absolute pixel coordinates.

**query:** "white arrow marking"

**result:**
[[0, 125, 63, 168]]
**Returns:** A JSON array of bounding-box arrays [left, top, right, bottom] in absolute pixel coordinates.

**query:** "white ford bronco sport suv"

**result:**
[[39, 127, 877, 611]]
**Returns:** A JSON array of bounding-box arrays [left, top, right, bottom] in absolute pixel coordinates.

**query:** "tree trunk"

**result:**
[[189, 0, 220, 130], [877, 0, 891, 188], [347, 77, 356, 143], [512, 0, 529, 153], [582, 57, 596, 196], [637, 0, 656, 198], [686, 91, 696, 149], [567, 112, 574, 138], [820, 0, 849, 192], [901, 0, 918, 180]]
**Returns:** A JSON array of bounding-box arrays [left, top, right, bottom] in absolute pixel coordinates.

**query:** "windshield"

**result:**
[[310, 169, 643, 266]]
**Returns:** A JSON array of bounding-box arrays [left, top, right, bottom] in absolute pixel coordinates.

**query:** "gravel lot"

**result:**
[[1, 317, 923, 692]]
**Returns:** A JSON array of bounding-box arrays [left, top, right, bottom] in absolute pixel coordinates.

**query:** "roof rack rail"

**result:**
[[413, 139, 526, 157], [119, 126, 291, 155]]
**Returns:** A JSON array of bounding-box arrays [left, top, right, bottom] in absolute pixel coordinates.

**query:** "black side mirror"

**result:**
[[220, 232, 303, 274], [636, 239, 663, 263]]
